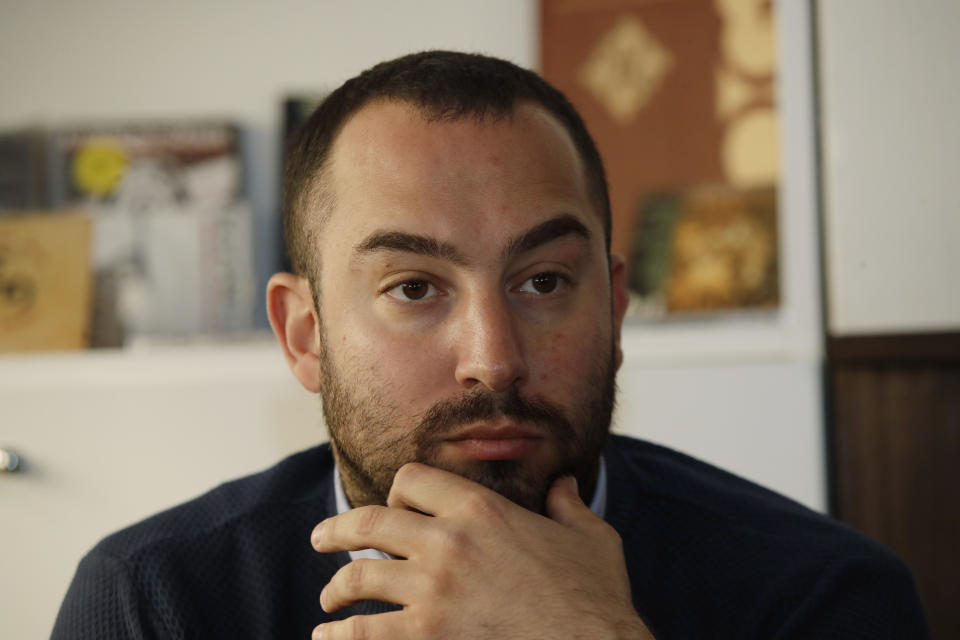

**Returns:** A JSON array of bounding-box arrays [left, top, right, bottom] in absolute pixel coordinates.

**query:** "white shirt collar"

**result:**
[[333, 457, 607, 562]]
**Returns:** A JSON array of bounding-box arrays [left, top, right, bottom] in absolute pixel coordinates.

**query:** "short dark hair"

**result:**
[[282, 50, 610, 278]]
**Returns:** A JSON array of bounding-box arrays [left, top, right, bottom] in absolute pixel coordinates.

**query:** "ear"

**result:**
[[266, 272, 323, 393], [609, 254, 629, 371]]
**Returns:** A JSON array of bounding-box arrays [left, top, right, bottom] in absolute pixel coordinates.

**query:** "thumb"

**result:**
[[546, 474, 592, 526]]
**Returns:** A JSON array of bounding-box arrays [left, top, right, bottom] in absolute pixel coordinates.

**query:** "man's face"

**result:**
[[312, 100, 626, 513]]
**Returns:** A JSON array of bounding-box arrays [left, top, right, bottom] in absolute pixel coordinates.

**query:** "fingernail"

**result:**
[[311, 521, 325, 548], [566, 475, 579, 495], [318, 586, 327, 610]]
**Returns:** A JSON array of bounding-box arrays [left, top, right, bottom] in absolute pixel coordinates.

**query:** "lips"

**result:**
[[444, 424, 543, 461]]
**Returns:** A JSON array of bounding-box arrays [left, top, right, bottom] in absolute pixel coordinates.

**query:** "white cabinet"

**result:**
[[0, 341, 324, 638]]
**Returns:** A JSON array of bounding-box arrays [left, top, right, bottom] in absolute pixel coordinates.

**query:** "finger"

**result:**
[[386, 462, 512, 516], [320, 558, 415, 613], [312, 505, 430, 557], [313, 610, 409, 640], [546, 475, 595, 527]]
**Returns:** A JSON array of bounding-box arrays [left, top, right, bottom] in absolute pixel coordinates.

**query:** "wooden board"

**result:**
[[828, 333, 960, 639]]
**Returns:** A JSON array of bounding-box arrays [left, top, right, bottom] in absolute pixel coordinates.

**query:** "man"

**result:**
[[53, 51, 928, 639]]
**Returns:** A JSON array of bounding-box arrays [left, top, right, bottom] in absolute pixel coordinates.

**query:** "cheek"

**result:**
[[534, 330, 568, 383], [333, 315, 452, 403], [530, 321, 609, 391]]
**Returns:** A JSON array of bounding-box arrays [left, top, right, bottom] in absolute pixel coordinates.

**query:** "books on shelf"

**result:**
[[0, 130, 47, 213], [44, 122, 256, 347], [0, 211, 92, 352]]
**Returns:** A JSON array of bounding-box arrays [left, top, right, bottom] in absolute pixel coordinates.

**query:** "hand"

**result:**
[[310, 463, 653, 639]]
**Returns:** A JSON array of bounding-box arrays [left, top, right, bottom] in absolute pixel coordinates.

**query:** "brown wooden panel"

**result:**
[[830, 357, 960, 639], [829, 332, 960, 365]]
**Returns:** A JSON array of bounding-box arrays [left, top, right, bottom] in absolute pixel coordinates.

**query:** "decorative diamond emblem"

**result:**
[[578, 14, 674, 124]]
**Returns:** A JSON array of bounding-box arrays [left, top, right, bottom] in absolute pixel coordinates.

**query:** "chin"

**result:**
[[429, 457, 559, 514]]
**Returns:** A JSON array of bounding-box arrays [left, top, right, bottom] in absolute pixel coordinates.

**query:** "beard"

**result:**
[[317, 325, 617, 515]]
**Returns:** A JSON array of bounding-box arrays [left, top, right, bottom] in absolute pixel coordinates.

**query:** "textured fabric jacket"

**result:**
[[52, 435, 929, 638]]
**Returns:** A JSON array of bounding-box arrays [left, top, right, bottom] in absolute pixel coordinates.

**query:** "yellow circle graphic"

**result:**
[[71, 139, 128, 197]]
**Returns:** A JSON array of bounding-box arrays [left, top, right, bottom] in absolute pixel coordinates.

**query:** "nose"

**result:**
[[453, 292, 528, 393]]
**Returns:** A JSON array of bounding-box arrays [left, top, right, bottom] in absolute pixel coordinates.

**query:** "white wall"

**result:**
[[818, 0, 960, 335]]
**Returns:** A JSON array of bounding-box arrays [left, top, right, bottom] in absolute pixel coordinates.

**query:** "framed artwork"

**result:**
[[541, 0, 779, 317]]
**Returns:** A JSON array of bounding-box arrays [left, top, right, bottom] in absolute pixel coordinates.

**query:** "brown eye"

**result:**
[[401, 281, 429, 300], [518, 273, 566, 295], [385, 279, 438, 302], [531, 273, 558, 293]]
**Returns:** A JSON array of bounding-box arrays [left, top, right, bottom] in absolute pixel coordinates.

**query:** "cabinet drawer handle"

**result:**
[[1, 449, 21, 472]]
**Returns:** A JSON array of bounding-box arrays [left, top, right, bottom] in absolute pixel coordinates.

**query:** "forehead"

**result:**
[[329, 100, 584, 183], [319, 100, 599, 253]]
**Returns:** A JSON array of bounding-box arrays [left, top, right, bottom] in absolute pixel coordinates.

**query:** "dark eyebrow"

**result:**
[[354, 230, 470, 265], [501, 214, 592, 260], [353, 214, 591, 266]]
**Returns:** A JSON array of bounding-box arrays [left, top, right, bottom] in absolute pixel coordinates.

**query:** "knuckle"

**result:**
[[411, 608, 444, 639], [352, 505, 383, 537], [459, 489, 499, 519], [594, 520, 625, 547], [348, 615, 371, 640], [432, 524, 471, 557], [423, 562, 454, 598], [601, 520, 623, 542], [345, 559, 368, 592]]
